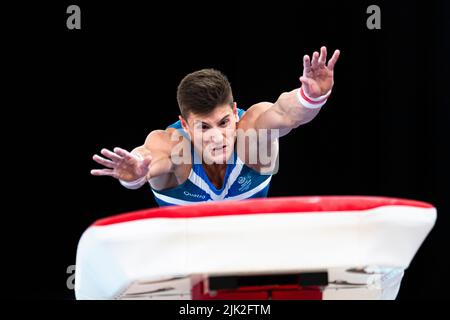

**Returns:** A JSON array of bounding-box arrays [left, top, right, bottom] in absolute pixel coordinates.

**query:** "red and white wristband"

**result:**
[[297, 86, 331, 109]]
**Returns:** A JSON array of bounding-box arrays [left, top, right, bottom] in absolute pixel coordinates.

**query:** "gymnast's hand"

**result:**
[[90, 147, 152, 182], [300, 46, 340, 98]]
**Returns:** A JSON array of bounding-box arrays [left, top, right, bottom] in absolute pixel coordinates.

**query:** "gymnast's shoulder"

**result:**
[[237, 102, 273, 130], [141, 128, 186, 155]]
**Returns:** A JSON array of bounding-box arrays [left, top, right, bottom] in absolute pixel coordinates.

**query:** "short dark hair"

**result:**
[[177, 69, 233, 119]]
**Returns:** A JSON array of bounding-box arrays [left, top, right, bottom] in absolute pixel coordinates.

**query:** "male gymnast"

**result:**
[[91, 46, 340, 206]]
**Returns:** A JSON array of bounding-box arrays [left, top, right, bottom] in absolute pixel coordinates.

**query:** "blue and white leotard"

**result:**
[[150, 108, 272, 206]]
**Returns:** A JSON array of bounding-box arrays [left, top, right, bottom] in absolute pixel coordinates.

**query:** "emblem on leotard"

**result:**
[[238, 176, 252, 192]]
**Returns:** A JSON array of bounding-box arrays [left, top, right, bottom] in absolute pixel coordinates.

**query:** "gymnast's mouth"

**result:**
[[212, 145, 226, 152], [211, 145, 227, 157]]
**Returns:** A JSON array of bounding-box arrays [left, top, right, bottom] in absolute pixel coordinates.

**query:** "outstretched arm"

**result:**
[[90, 130, 178, 190], [254, 46, 340, 137]]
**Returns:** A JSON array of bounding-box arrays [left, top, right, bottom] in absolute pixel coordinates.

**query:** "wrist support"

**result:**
[[297, 86, 331, 109]]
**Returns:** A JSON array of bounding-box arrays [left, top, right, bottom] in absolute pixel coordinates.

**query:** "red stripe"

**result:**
[[191, 281, 323, 300], [92, 196, 434, 227], [300, 87, 329, 104], [271, 288, 322, 300]]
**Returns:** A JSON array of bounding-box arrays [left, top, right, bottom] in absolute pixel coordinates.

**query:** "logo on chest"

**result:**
[[237, 175, 252, 192]]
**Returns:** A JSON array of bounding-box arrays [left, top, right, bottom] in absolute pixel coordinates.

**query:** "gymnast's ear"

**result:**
[[179, 115, 189, 132], [232, 102, 238, 120]]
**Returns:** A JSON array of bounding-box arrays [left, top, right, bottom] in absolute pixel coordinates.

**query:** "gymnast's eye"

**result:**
[[219, 119, 229, 127]]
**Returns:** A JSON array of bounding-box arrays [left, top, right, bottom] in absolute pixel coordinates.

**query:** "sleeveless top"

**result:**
[[150, 108, 272, 206]]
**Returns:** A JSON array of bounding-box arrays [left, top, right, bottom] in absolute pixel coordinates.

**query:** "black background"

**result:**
[[6, 0, 449, 300]]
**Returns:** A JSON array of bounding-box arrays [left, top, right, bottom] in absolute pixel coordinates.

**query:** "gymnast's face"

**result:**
[[181, 103, 238, 164]]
